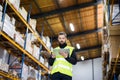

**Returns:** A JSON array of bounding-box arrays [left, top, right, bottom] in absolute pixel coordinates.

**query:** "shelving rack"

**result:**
[[0, 70, 19, 80], [0, 0, 51, 79]]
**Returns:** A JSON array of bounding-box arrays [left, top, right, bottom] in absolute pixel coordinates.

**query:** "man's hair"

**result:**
[[58, 32, 67, 37]]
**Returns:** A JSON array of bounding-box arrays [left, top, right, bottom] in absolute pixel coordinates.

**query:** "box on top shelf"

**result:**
[[30, 19, 37, 31], [9, 0, 20, 11], [18, 7, 28, 20]]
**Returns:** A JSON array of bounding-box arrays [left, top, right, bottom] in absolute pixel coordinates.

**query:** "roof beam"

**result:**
[[52, 28, 102, 40], [31, 1, 102, 19], [75, 44, 102, 52]]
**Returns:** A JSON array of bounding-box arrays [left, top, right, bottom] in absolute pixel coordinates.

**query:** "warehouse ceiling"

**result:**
[[20, 0, 104, 61]]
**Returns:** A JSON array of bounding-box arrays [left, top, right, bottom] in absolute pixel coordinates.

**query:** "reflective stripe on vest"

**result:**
[[51, 46, 74, 76]]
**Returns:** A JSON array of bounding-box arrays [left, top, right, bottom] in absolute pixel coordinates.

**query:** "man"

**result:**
[[48, 32, 77, 80]]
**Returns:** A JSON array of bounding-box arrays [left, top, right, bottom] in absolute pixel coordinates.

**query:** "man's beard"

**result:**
[[59, 41, 66, 44]]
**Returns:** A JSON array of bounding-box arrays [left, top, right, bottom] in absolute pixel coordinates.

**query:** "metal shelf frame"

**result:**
[[0, 70, 20, 80], [5, 0, 51, 54]]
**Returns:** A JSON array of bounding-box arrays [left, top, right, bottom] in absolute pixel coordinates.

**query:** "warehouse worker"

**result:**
[[48, 32, 77, 80]]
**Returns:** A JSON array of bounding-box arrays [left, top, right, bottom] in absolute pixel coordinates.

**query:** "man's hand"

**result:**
[[59, 51, 68, 58], [51, 54, 56, 58]]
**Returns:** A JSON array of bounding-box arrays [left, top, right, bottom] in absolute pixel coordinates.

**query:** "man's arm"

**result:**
[[65, 50, 77, 65]]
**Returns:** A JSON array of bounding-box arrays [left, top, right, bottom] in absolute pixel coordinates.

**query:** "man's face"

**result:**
[[58, 35, 67, 44]]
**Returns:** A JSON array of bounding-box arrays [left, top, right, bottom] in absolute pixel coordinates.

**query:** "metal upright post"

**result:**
[[20, 4, 32, 79], [107, 0, 110, 22]]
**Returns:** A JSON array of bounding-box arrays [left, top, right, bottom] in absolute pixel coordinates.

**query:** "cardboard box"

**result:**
[[30, 19, 37, 31], [0, 63, 9, 72], [39, 57, 44, 64], [19, 7, 27, 20], [42, 36, 46, 43], [0, 48, 9, 64], [10, 17, 16, 25], [14, 32, 24, 47], [5, 14, 10, 21], [9, 0, 20, 11], [26, 41, 33, 54], [32, 45, 40, 60], [27, 67, 36, 80], [0, 5, 3, 11], [22, 63, 29, 80], [3, 21, 15, 39]]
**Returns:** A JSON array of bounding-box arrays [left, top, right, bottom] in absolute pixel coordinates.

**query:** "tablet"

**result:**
[[53, 49, 70, 56]]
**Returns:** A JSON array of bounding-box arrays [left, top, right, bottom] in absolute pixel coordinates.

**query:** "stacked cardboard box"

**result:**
[[19, 7, 28, 20], [30, 19, 37, 31], [9, 0, 20, 11], [39, 56, 44, 64], [0, 48, 9, 72], [32, 45, 40, 60], [14, 32, 24, 47], [26, 33, 33, 54], [3, 16, 16, 39], [22, 63, 29, 80], [0, 63, 9, 72]]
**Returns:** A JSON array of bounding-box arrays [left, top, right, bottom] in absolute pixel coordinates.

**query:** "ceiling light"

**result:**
[[76, 43, 80, 49], [69, 23, 74, 31], [81, 56, 84, 61]]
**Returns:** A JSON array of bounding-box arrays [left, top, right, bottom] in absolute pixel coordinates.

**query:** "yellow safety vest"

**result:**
[[51, 46, 74, 77]]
